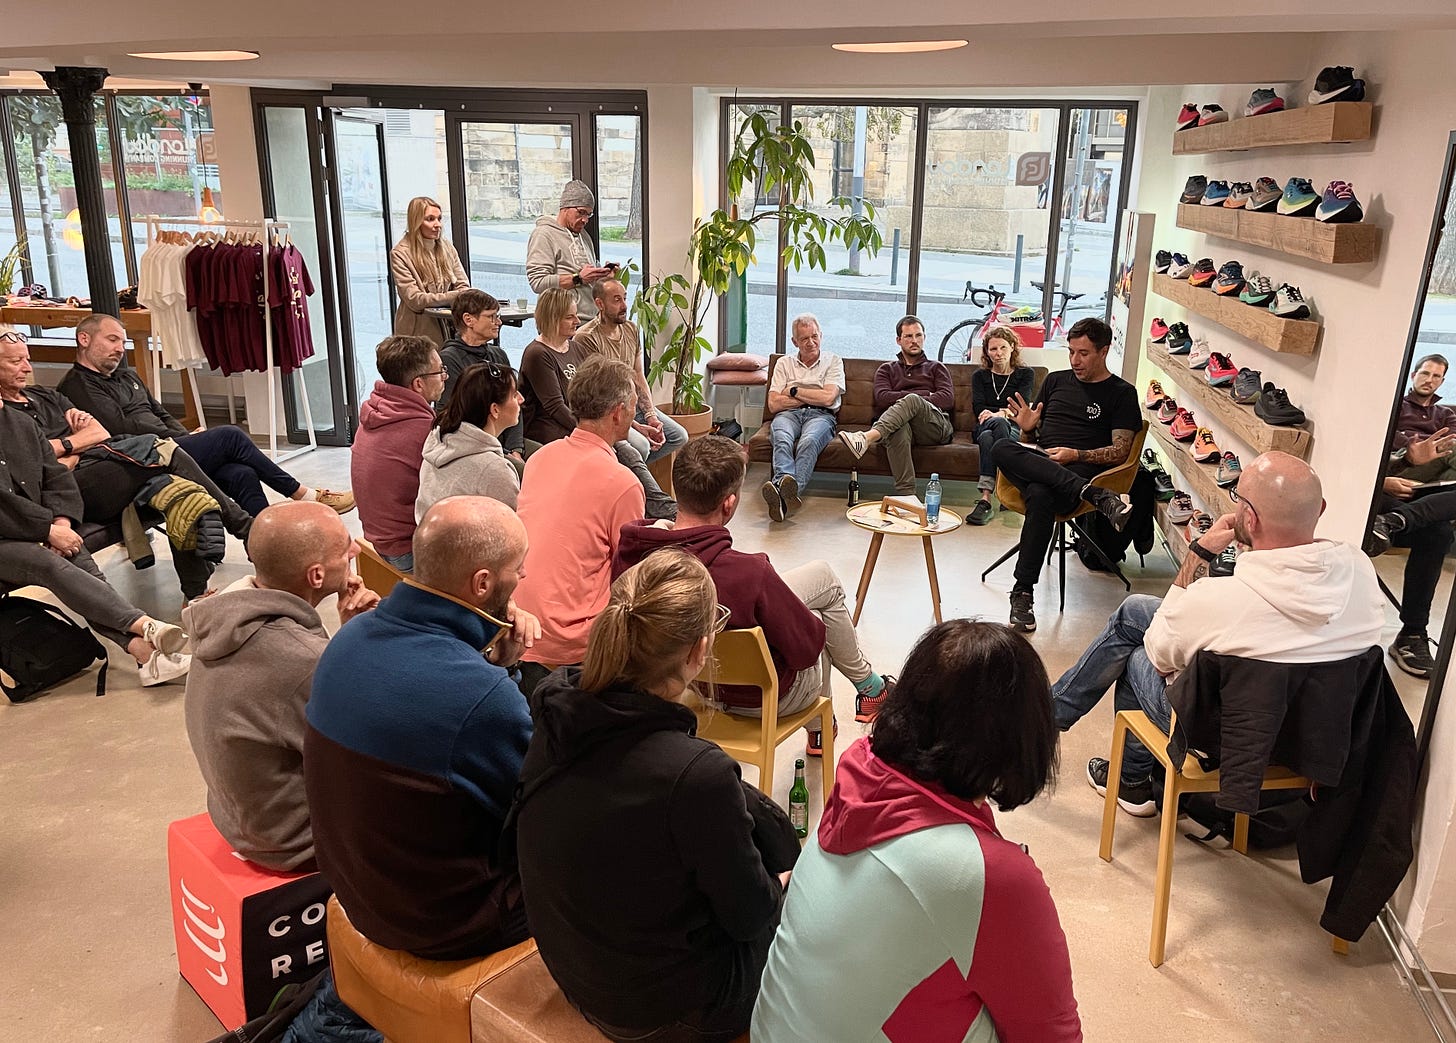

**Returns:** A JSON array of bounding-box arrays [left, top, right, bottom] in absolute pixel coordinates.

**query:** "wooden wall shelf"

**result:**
[[1146, 340, 1312, 458], [1150, 274, 1320, 356], [1176, 203, 1380, 265], [1146, 415, 1236, 515], [1153, 500, 1189, 566], [1171, 102, 1373, 155]]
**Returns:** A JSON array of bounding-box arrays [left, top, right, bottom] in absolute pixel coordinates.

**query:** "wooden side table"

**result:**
[[847, 501, 964, 625]]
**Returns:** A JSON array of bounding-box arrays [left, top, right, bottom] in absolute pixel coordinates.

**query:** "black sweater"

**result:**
[[514, 669, 783, 1031], [971, 366, 1034, 425]]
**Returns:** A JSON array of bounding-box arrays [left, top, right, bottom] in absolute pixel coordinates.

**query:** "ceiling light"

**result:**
[[832, 40, 968, 54], [127, 50, 260, 61]]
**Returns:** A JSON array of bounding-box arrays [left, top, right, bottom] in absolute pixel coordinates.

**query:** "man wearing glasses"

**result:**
[[526, 180, 614, 323], [1047, 452, 1384, 818], [351, 335, 449, 573]]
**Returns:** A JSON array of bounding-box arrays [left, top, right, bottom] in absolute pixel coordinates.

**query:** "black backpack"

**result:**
[[0, 595, 109, 703]]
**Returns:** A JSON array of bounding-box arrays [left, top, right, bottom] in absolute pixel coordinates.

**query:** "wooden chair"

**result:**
[[981, 420, 1150, 610], [694, 627, 835, 803], [356, 538, 407, 598], [1097, 709, 1349, 967]]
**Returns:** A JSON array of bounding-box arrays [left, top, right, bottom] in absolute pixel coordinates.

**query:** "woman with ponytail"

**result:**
[[514, 550, 792, 1043], [389, 196, 470, 346]]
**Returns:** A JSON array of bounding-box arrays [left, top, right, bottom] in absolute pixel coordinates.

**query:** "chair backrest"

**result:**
[[697, 627, 779, 724], [995, 419, 1151, 518], [355, 538, 406, 598]]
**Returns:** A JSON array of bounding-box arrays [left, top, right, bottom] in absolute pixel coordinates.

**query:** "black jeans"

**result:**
[[993, 441, 1101, 591], [1384, 491, 1456, 632], [177, 425, 302, 516]]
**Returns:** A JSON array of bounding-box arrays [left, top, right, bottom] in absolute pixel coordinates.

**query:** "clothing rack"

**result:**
[[143, 214, 317, 464]]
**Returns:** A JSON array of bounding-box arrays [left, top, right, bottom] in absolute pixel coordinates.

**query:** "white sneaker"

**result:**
[[837, 430, 869, 459], [142, 619, 190, 655], [1187, 336, 1212, 369], [140, 650, 191, 687], [1270, 283, 1313, 319]]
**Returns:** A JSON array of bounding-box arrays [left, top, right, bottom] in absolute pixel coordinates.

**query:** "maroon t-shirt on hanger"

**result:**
[[268, 244, 316, 373]]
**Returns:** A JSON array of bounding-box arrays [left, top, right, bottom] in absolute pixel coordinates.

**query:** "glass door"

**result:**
[[325, 112, 395, 409]]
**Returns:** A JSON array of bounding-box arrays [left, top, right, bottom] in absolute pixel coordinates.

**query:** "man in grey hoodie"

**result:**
[[182, 500, 380, 870], [526, 180, 614, 322]]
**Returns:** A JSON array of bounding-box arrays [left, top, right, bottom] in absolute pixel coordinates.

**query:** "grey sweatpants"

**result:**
[[0, 539, 142, 651]]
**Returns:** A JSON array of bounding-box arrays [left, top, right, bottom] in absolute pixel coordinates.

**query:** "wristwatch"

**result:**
[[789, 386, 799, 399], [1190, 540, 1218, 563], [60, 437, 74, 456], [572, 273, 583, 287]]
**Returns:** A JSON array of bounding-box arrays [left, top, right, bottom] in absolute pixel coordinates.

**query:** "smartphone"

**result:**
[[605, 262, 620, 271]]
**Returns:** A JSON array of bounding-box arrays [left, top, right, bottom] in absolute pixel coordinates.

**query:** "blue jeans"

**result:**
[[974, 415, 1020, 492], [382, 550, 413, 574], [177, 425, 302, 516], [770, 407, 837, 489], [1051, 594, 1172, 783], [626, 410, 690, 465]]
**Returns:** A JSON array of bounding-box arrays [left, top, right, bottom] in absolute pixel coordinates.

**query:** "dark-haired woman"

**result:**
[[415, 363, 524, 517], [515, 550, 794, 1043], [753, 619, 1082, 1043], [970, 324, 1035, 526]]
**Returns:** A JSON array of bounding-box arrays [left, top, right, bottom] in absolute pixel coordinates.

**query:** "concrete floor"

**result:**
[[0, 449, 1433, 1041]]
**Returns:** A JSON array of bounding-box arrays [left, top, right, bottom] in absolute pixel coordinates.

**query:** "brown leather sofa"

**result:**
[[746, 354, 1047, 482]]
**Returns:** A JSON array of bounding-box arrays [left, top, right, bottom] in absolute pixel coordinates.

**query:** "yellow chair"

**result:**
[[981, 420, 1150, 611], [355, 537, 407, 598], [695, 627, 835, 804], [1097, 709, 1346, 967]]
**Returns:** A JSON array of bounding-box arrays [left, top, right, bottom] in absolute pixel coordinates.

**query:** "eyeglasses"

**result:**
[[713, 604, 732, 634], [571, 207, 594, 217], [416, 368, 448, 381], [1228, 486, 1257, 515], [0, 331, 27, 344]]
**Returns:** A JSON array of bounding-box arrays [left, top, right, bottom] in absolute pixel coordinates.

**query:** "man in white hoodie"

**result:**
[[1052, 451, 1385, 816], [526, 180, 613, 323]]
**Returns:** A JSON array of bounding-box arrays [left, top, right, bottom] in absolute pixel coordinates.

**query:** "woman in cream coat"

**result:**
[[389, 196, 470, 346]]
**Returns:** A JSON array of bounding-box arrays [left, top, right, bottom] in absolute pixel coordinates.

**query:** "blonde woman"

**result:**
[[519, 286, 586, 444], [970, 324, 1035, 525], [514, 550, 793, 1043], [389, 196, 470, 347]]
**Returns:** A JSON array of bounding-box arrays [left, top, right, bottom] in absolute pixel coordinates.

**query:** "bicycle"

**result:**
[[936, 281, 1085, 362]]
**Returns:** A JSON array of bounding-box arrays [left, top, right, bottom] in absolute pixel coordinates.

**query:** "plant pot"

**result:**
[[660, 404, 713, 440]]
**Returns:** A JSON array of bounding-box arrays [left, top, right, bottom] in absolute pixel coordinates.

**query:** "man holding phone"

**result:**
[[527, 180, 613, 322]]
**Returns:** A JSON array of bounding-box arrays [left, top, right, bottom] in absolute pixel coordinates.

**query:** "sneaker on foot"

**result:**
[[855, 676, 895, 723], [142, 619, 189, 656], [316, 489, 356, 514], [837, 430, 869, 459], [1390, 631, 1436, 679], [807, 717, 839, 757], [779, 473, 802, 516], [1009, 590, 1037, 633], [968, 499, 996, 526], [1084, 485, 1133, 530], [1363, 512, 1402, 556], [1086, 757, 1158, 817], [761, 479, 786, 522], [140, 650, 191, 687]]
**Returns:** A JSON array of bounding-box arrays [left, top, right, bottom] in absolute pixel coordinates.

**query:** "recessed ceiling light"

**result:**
[[832, 40, 968, 54], [127, 50, 260, 62]]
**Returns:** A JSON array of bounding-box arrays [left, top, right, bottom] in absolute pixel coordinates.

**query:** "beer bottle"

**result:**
[[847, 469, 859, 508], [789, 759, 809, 838]]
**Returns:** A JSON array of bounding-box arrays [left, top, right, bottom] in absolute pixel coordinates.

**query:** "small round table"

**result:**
[[847, 502, 964, 625]]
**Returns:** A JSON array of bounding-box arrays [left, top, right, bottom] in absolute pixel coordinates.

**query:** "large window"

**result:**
[[724, 97, 1137, 364]]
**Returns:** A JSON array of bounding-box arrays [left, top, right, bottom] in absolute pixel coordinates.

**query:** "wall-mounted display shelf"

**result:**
[[1176, 203, 1380, 265], [1150, 274, 1320, 356], [1146, 419, 1236, 515], [1171, 102, 1373, 155], [1146, 340, 1312, 458], [1153, 499, 1189, 566]]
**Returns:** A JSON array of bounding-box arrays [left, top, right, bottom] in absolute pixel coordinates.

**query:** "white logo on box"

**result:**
[[179, 877, 229, 986]]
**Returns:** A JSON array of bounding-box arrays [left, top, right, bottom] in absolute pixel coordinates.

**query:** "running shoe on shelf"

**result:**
[[1239, 271, 1277, 308], [1167, 253, 1195, 279], [1189, 427, 1220, 463], [1245, 88, 1287, 115], [1254, 383, 1308, 426], [1247, 176, 1283, 212], [1212, 260, 1246, 296], [1188, 337, 1212, 369], [1188, 258, 1218, 287], [1157, 397, 1181, 424], [1225, 182, 1254, 209], [1176, 103, 1202, 131], [1166, 322, 1193, 354], [1231, 367, 1263, 404], [1216, 451, 1243, 488], [1170, 408, 1199, 442], [1317, 180, 1365, 223], [1180, 175, 1209, 204], [1309, 66, 1364, 105], [1146, 379, 1167, 409], [1205, 352, 1238, 387], [1150, 317, 1170, 343], [1270, 283, 1312, 319], [1198, 104, 1230, 126], [1200, 180, 1232, 207], [1187, 512, 1215, 540], [1166, 491, 1197, 525], [1155, 249, 1173, 274], [1278, 176, 1320, 217], [1210, 545, 1239, 576]]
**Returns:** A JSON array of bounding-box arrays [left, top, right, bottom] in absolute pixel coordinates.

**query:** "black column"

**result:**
[[40, 67, 118, 318]]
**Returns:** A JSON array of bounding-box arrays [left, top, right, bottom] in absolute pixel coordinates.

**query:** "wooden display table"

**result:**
[[847, 499, 963, 626], [1, 304, 200, 430]]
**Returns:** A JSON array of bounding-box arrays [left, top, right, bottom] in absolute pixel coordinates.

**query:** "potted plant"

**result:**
[[630, 111, 883, 426]]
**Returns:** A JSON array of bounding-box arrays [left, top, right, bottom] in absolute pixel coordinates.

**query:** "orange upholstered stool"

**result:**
[[166, 812, 332, 1029]]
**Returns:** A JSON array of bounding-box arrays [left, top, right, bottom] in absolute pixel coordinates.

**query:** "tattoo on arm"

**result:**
[[1076, 429, 1135, 466], [1173, 550, 1209, 589]]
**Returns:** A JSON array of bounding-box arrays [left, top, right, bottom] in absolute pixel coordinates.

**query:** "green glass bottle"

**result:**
[[789, 759, 809, 838]]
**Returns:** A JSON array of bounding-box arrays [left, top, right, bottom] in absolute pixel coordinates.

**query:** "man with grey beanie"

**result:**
[[527, 179, 613, 322]]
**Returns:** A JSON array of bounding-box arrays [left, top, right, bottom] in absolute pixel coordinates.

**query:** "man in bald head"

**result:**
[[305, 496, 540, 958], [182, 501, 380, 870], [1050, 452, 1385, 817]]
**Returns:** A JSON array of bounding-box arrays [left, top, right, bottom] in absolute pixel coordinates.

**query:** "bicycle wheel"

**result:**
[[938, 318, 986, 362]]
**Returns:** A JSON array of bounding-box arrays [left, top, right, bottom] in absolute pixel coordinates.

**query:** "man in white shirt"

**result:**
[[762, 314, 844, 522], [1051, 451, 1385, 816]]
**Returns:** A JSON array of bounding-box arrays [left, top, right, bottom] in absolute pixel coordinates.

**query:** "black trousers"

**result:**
[[993, 441, 1101, 591], [1383, 491, 1456, 632]]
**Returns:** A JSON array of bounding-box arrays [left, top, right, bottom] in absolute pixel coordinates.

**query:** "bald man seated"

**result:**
[[182, 501, 380, 871], [1051, 451, 1386, 817], [304, 496, 541, 959]]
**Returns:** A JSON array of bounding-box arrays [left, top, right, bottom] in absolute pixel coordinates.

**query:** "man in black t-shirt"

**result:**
[[992, 318, 1140, 633]]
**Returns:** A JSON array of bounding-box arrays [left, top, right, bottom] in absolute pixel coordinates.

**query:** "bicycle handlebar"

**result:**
[[966, 285, 1006, 309]]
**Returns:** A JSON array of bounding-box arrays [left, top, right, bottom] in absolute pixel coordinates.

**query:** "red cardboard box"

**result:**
[[167, 813, 332, 1028]]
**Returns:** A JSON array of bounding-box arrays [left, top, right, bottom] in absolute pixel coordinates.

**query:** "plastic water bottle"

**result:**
[[925, 473, 942, 527], [847, 468, 859, 508]]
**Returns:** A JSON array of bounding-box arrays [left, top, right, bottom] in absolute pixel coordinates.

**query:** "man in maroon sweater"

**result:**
[[835, 315, 954, 494], [613, 436, 892, 754]]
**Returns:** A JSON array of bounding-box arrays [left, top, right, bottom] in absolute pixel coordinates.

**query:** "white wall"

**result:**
[[1132, 28, 1456, 967]]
